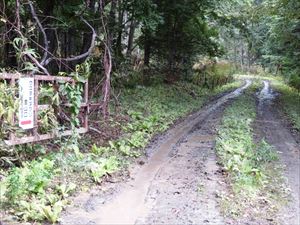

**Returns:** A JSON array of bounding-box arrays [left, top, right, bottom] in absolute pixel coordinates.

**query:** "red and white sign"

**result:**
[[19, 78, 35, 130]]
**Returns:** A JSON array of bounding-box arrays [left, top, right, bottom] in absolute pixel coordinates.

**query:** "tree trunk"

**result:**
[[126, 19, 136, 56], [144, 29, 151, 66], [116, 1, 124, 59]]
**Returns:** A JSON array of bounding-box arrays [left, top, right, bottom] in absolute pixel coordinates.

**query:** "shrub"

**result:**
[[192, 58, 235, 89]]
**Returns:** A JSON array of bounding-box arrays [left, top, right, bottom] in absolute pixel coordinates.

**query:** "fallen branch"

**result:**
[[89, 126, 109, 138]]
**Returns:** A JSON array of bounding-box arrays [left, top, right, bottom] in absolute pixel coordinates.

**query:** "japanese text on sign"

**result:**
[[19, 78, 35, 129]]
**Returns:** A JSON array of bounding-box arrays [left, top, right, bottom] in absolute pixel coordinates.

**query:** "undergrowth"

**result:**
[[0, 79, 242, 224], [216, 86, 287, 222], [272, 80, 300, 130]]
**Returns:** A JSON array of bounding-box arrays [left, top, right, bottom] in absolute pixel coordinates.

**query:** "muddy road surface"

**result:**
[[61, 80, 300, 225], [61, 81, 251, 225], [255, 81, 300, 225]]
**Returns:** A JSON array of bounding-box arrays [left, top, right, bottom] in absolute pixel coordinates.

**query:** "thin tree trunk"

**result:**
[[144, 29, 151, 66], [116, 1, 124, 58], [126, 19, 136, 56], [100, 0, 113, 118]]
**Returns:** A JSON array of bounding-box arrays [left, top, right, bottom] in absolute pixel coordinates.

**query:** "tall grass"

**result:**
[[192, 59, 236, 89]]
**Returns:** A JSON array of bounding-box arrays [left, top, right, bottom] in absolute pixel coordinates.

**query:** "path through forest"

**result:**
[[255, 81, 300, 225], [61, 80, 300, 225]]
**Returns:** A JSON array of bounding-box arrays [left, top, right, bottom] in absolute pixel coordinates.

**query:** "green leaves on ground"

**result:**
[[215, 86, 286, 220], [272, 80, 300, 130], [1, 158, 76, 223]]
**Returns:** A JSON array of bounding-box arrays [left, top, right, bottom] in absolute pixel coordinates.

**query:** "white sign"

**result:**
[[19, 78, 35, 130]]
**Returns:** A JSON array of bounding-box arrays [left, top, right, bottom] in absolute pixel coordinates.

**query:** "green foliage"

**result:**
[[288, 73, 300, 91], [59, 82, 83, 128], [0, 81, 20, 165], [5, 158, 56, 203], [216, 93, 259, 188], [86, 156, 119, 183], [148, 0, 222, 71], [216, 90, 279, 190], [0, 157, 77, 223], [56, 182, 76, 199], [192, 59, 235, 89], [272, 80, 300, 130], [216, 85, 286, 220], [12, 37, 40, 73], [254, 139, 278, 164]]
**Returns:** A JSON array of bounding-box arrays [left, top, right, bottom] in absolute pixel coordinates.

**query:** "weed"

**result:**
[[216, 85, 285, 222], [5, 158, 56, 203], [86, 156, 119, 183], [272, 80, 300, 130]]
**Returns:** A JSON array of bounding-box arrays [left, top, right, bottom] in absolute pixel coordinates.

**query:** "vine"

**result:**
[[58, 62, 90, 157]]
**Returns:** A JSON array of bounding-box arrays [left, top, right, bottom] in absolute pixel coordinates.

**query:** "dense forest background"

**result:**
[[1, 0, 299, 104]]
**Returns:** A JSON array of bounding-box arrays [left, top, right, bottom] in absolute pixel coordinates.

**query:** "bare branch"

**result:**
[[14, 0, 50, 75], [26, 52, 50, 75], [16, 0, 21, 30], [28, 1, 49, 66], [45, 17, 96, 65]]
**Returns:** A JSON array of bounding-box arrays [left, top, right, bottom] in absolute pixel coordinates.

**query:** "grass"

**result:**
[[271, 80, 300, 130], [215, 85, 287, 222], [236, 73, 300, 130], [0, 79, 242, 224]]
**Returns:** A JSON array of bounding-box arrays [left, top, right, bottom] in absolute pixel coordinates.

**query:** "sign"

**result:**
[[19, 78, 35, 129]]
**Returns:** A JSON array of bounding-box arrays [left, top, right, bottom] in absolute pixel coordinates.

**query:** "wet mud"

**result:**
[[61, 81, 251, 225], [255, 80, 300, 225]]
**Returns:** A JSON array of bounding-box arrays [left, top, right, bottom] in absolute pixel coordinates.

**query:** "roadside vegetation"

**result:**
[[236, 74, 300, 131], [272, 81, 300, 131], [215, 83, 288, 222], [0, 65, 240, 224]]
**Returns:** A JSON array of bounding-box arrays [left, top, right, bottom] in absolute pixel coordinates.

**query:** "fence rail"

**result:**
[[0, 73, 89, 146]]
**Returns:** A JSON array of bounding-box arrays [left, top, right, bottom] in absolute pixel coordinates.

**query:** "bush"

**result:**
[[5, 158, 56, 204], [192, 58, 235, 89], [288, 72, 300, 91]]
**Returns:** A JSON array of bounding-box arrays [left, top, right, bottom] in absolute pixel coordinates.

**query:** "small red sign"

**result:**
[[21, 120, 32, 125]]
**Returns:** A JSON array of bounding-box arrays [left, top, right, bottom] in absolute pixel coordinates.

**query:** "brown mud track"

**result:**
[[255, 81, 300, 225], [60, 81, 251, 225], [60, 80, 299, 225], [135, 104, 227, 225]]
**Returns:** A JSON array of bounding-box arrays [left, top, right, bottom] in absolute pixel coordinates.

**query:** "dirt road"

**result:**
[[255, 81, 300, 225], [61, 81, 250, 225], [61, 80, 300, 225]]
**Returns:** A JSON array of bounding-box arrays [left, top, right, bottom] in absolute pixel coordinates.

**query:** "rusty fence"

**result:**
[[0, 73, 89, 146]]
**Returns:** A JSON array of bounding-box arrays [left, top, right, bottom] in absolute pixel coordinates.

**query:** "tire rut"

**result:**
[[61, 80, 251, 225], [255, 80, 300, 225], [136, 107, 227, 225]]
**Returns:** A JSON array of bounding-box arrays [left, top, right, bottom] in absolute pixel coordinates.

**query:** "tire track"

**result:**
[[61, 80, 251, 225]]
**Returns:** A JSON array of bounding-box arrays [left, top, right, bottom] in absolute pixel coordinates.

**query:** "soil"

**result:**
[[60, 79, 300, 225], [60, 81, 251, 225], [255, 80, 300, 225]]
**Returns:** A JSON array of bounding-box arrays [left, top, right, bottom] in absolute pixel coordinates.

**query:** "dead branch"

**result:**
[[99, 0, 112, 119], [14, 0, 50, 75], [44, 17, 96, 65], [28, 1, 49, 66], [89, 127, 109, 138], [16, 0, 21, 30]]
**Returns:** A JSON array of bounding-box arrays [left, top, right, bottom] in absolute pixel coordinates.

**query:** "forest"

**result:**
[[0, 0, 299, 224]]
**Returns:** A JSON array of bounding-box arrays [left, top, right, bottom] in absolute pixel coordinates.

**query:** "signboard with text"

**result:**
[[19, 78, 35, 130]]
